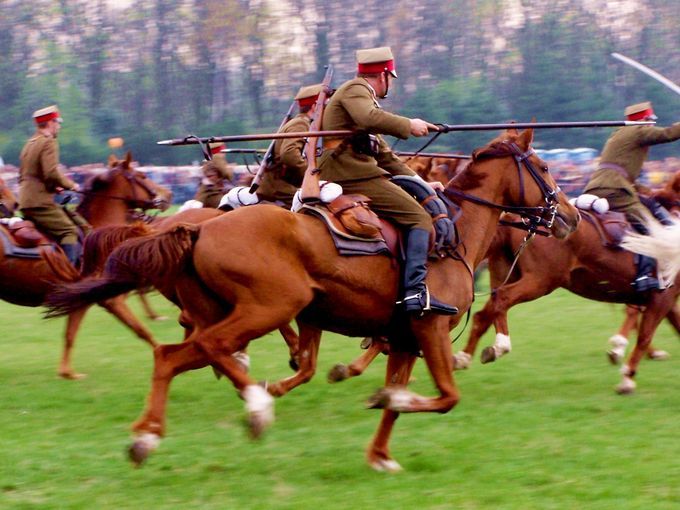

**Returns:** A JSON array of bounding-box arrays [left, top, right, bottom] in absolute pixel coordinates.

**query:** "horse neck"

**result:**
[[79, 194, 131, 227]]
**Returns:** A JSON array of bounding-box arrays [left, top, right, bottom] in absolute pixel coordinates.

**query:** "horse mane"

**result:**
[[81, 222, 155, 277], [40, 246, 80, 282]]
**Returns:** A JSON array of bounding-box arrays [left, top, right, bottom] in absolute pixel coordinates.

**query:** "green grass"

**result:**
[[0, 275, 678, 509]]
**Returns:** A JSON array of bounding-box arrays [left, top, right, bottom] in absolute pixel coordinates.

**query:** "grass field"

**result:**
[[0, 274, 678, 510]]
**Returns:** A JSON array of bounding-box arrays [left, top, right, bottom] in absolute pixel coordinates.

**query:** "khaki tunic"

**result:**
[[194, 156, 233, 208], [19, 132, 79, 244], [319, 77, 430, 230], [584, 123, 680, 221], [257, 114, 311, 208]]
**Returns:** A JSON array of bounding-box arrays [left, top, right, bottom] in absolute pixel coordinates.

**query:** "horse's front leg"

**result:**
[[454, 299, 495, 369], [328, 337, 386, 383], [100, 295, 158, 348], [617, 295, 673, 394], [265, 324, 322, 397], [129, 341, 210, 466], [365, 349, 417, 472]]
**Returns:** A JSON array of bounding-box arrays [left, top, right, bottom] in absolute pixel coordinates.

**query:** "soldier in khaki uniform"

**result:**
[[19, 105, 82, 266], [318, 46, 456, 316], [256, 84, 323, 209], [194, 142, 234, 208], [584, 101, 680, 291]]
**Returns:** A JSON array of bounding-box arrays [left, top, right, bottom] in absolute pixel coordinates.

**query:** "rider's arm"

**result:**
[[41, 138, 77, 191]]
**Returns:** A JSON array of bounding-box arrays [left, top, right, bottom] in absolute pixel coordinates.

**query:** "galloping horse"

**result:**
[[46, 128, 580, 471], [0, 176, 18, 217], [454, 171, 680, 394], [0, 153, 171, 378]]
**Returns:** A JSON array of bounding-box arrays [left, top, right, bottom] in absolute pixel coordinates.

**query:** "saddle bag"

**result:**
[[327, 194, 382, 239], [8, 220, 44, 248]]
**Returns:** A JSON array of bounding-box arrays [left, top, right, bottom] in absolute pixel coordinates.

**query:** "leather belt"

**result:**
[[597, 162, 632, 183]]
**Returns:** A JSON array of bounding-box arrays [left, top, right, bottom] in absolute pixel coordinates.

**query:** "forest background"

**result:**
[[0, 0, 678, 166]]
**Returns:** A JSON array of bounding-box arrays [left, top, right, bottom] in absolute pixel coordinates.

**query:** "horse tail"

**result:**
[[621, 216, 680, 284], [45, 224, 200, 318], [81, 222, 155, 277], [40, 246, 80, 283]]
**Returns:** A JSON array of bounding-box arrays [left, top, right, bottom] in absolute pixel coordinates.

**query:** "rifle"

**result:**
[[249, 100, 297, 193], [299, 65, 334, 201]]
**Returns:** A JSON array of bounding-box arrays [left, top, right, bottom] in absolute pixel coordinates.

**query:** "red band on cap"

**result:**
[[627, 109, 654, 121], [210, 144, 225, 155], [34, 111, 60, 124], [297, 95, 319, 108], [357, 60, 395, 74]]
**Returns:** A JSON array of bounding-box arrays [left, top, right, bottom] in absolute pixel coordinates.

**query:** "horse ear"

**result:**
[[124, 151, 133, 169], [519, 128, 534, 148], [108, 154, 118, 168]]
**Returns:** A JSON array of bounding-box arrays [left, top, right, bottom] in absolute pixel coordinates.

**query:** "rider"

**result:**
[[256, 83, 323, 209], [18, 105, 82, 266], [318, 46, 457, 316], [194, 142, 233, 208], [583, 101, 680, 291]]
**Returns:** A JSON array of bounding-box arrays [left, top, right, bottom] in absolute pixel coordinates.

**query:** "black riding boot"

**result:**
[[61, 243, 82, 269], [400, 228, 458, 316], [629, 221, 659, 292], [640, 195, 674, 226]]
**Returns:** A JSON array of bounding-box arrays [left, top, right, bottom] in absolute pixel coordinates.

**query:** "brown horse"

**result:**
[[0, 176, 18, 217], [46, 128, 579, 471], [453, 177, 680, 394], [0, 153, 171, 378]]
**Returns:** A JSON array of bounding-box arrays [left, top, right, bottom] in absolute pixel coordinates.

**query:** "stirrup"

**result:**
[[398, 288, 458, 316], [632, 275, 659, 292]]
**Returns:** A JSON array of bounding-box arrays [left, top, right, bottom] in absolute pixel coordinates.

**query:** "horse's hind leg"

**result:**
[[617, 295, 674, 394], [59, 306, 91, 380], [265, 324, 322, 397], [279, 322, 300, 370], [327, 337, 386, 383], [129, 341, 211, 466], [138, 290, 167, 321], [607, 306, 639, 365], [100, 295, 158, 348], [645, 303, 680, 360]]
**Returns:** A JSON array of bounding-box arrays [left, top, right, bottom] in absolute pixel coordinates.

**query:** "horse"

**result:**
[[0, 176, 19, 217], [0, 153, 171, 378], [45, 128, 580, 471], [453, 175, 680, 394]]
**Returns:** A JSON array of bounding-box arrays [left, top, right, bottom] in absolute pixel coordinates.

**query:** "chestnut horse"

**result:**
[[46, 128, 580, 471], [0, 153, 171, 378], [453, 174, 680, 394], [0, 176, 19, 217]]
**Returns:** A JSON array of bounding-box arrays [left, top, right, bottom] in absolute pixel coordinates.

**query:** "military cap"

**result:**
[[209, 142, 226, 156], [624, 101, 657, 121], [356, 46, 397, 77], [294, 84, 323, 108], [32, 105, 62, 124]]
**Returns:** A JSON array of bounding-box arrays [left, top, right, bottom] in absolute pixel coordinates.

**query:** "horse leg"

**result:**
[[645, 304, 679, 361], [265, 324, 322, 397], [617, 296, 673, 394], [481, 277, 552, 365], [59, 306, 91, 380], [279, 322, 301, 371], [607, 306, 638, 365], [454, 299, 495, 369], [137, 290, 167, 321], [100, 295, 158, 349], [365, 349, 418, 472], [129, 341, 211, 466], [328, 337, 386, 383]]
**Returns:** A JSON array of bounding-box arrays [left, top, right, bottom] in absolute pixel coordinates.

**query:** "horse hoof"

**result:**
[[480, 346, 497, 364], [152, 315, 168, 321], [452, 351, 471, 370], [606, 350, 623, 365], [288, 357, 299, 372], [327, 364, 350, 383], [127, 433, 160, 467], [647, 350, 669, 361], [615, 379, 636, 395], [366, 388, 390, 409], [242, 385, 274, 439], [369, 458, 403, 473], [58, 371, 87, 380]]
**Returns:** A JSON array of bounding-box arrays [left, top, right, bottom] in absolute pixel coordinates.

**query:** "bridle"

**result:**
[[444, 140, 560, 236], [77, 166, 165, 211]]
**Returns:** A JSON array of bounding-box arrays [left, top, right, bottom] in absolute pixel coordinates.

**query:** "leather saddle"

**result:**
[[300, 194, 399, 257], [580, 210, 629, 248], [0, 219, 54, 258]]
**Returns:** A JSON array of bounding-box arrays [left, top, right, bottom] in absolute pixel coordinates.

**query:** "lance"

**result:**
[[395, 151, 471, 160], [611, 52, 680, 97], [157, 120, 654, 147]]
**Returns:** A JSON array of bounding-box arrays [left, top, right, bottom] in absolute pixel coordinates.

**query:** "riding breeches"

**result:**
[[20, 206, 79, 245]]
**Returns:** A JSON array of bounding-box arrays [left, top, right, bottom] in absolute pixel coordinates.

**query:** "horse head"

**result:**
[[0, 176, 18, 218], [450, 128, 580, 239]]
